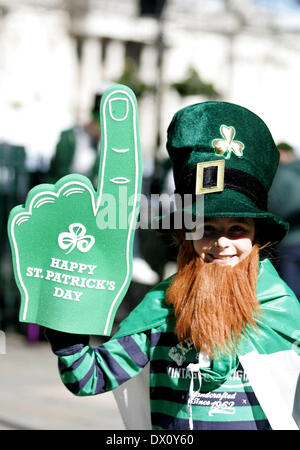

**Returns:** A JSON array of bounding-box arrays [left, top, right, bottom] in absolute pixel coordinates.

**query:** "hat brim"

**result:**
[[157, 188, 289, 244]]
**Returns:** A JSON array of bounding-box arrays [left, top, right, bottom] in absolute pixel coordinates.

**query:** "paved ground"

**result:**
[[0, 332, 125, 430]]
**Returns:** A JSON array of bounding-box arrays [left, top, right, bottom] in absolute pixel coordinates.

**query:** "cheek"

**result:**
[[192, 238, 210, 257], [236, 239, 253, 258]]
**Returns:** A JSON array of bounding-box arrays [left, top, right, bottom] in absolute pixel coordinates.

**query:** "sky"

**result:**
[[254, 0, 300, 12]]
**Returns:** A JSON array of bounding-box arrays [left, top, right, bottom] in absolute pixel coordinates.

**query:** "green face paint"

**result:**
[[8, 84, 142, 335]]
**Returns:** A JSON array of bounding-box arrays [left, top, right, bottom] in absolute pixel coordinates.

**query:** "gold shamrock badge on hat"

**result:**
[[212, 125, 244, 159]]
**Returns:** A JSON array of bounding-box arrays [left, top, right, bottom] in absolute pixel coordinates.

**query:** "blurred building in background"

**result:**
[[1, 0, 300, 170], [1, 0, 300, 330]]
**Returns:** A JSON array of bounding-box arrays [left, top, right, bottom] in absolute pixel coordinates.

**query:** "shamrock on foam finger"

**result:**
[[8, 84, 142, 335]]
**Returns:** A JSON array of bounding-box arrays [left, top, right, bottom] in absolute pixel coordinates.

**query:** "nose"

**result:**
[[214, 235, 231, 249]]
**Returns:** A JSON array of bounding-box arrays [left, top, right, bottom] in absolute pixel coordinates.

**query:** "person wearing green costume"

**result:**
[[46, 101, 300, 430], [47, 91, 102, 186]]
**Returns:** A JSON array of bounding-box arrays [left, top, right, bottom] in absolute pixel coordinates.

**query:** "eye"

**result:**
[[203, 224, 217, 237], [228, 225, 249, 237]]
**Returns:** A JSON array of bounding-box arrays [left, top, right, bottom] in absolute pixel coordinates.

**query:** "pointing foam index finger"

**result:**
[[96, 84, 142, 223]]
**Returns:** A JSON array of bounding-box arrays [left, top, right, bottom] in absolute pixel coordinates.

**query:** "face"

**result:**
[[192, 217, 255, 266]]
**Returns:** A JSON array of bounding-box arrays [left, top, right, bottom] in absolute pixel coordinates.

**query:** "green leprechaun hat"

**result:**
[[163, 101, 289, 244]]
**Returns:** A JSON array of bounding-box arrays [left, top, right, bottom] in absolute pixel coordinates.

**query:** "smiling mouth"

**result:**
[[207, 254, 237, 263]]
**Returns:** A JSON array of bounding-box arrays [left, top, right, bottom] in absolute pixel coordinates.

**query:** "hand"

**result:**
[[8, 85, 142, 335]]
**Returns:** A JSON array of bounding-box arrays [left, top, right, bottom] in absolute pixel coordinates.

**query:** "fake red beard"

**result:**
[[166, 241, 260, 358]]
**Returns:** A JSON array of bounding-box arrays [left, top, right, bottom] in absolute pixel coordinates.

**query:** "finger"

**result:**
[[96, 84, 142, 230]]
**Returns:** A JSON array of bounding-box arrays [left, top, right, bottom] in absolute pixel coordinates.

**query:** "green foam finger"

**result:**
[[7, 84, 142, 335], [97, 85, 141, 228]]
